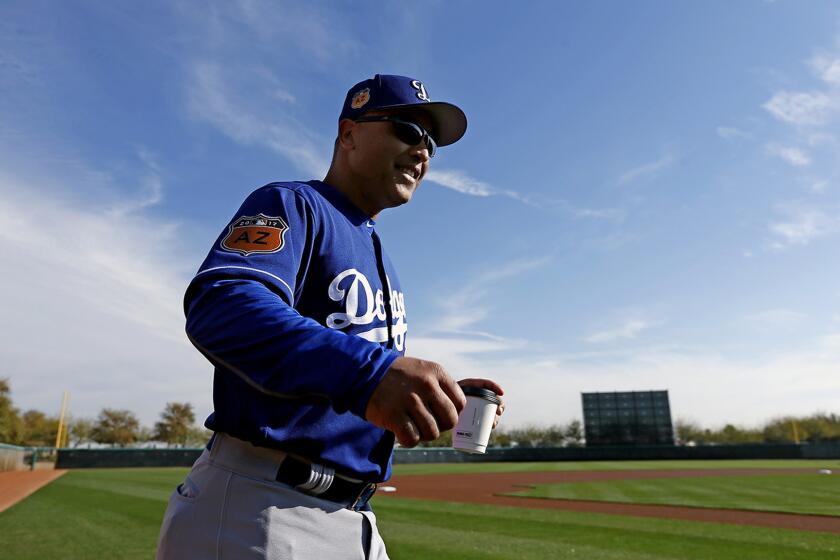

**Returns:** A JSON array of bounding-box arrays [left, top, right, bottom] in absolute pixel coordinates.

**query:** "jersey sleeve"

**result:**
[[184, 185, 401, 418], [189, 184, 311, 305]]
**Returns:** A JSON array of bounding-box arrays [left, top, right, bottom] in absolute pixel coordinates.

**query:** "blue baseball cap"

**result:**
[[339, 74, 467, 146]]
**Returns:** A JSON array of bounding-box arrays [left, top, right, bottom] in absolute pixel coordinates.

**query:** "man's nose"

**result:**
[[407, 142, 430, 162]]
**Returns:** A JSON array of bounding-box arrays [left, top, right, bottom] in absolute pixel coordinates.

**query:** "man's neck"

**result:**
[[323, 167, 379, 219]]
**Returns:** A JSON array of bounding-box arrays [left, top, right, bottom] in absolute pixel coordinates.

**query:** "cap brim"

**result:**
[[375, 101, 467, 147]]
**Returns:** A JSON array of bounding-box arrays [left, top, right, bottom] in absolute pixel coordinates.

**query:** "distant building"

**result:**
[[582, 390, 674, 446]]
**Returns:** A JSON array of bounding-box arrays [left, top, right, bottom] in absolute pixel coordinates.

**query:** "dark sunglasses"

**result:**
[[353, 115, 437, 157]]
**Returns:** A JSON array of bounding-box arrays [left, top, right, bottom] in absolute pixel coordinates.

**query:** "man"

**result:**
[[156, 74, 505, 559]]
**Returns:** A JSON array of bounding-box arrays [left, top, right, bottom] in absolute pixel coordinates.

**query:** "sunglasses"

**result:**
[[353, 115, 437, 157]]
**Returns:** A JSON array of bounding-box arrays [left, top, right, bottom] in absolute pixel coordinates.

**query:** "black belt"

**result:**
[[275, 454, 377, 511]]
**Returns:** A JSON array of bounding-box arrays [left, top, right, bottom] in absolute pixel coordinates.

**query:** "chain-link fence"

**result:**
[[0, 443, 57, 471]]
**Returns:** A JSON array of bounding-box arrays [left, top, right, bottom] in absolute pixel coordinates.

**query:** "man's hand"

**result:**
[[458, 378, 506, 429], [365, 356, 466, 448]]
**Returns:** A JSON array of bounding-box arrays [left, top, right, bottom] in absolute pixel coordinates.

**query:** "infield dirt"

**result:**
[[381, 468, 840, 534], [0, 470, 67, 513]]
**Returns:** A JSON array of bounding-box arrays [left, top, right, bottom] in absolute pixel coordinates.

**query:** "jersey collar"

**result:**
[[308, 180, 376, 231]]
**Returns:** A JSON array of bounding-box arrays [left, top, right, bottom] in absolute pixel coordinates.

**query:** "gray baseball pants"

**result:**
[[156, 433, 389, 559]]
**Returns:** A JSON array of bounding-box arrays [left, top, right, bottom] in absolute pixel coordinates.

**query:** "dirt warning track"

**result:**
[[380, 469, 840, 534], [0, 470, 66, 513]]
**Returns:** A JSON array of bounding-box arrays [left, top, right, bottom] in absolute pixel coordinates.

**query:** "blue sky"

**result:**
[[2, 1, 839, 430]]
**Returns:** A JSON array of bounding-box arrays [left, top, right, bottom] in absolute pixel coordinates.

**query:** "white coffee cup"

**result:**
[[452, 387, 501, 454]]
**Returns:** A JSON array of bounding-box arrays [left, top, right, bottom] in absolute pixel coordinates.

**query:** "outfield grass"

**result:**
[[0, 468, 184, 559], [0, 465, 837, 559], [377, 497, 840, 560], [392, 458, 840, 476], [506, 473, 840, 516]]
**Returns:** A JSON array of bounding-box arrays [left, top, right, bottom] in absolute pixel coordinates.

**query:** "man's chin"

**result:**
[[390, 182, 419, 205], [384, 195, 411, 210]]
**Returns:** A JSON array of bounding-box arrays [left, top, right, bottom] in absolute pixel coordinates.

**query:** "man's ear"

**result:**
[[337, 119, 356, 152]]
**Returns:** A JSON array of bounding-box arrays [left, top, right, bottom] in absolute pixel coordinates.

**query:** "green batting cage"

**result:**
[[582, 390, 675, 446]]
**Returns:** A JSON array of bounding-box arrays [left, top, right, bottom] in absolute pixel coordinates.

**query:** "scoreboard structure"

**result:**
[[582, 390, 674, 446]]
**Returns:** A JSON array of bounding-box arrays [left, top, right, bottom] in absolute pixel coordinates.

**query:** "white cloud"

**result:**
[[187, 62, 329, 178], [0, 174, 211, 425], [425, 170, 622, 220], [425, 168, 546, 209], [762, 91, 834, 126], [174, 0, 360, 64], [482, 257, 553, 283], [425, 169, 495, 197], [808, 179, 829, 193], [765, 144, 811, 166], [584, 319, 656, 343], [251, 66, 297, 104], [570, 207, 625, 221], [229, 0, 360, 62], [617, 154, 675, 185], [820, 333, 840, 353], [768, 204, 839, 249], [741, 309, 807, 330], [809, 55, 840, 86], [106, 148, 164, 216], [716, 126, 751, 141], [433, 257, 551, 335], [408, 336, 840, 429]]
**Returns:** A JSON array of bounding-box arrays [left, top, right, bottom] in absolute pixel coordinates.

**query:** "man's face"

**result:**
[[344, 109, 435, 212]]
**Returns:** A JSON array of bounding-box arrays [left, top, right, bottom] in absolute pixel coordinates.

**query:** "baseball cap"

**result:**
[[339, 74, 467, 146]]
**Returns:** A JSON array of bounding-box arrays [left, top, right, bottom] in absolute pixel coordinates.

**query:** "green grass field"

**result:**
[[392, 458, 840, 476], [507, 473, 840, 516], [376, 498, 839, 560], [0, 462, 837, 559]]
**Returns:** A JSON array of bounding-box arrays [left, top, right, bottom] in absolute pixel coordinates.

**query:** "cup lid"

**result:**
[[461, 386, 501, 405]]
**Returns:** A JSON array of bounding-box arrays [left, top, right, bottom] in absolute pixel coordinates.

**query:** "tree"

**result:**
[[503, 424, 566, 447], [541, 424, 566, 446], [418, 430, 452, 448], [0, 378, 23, 444], [21, 410, 59, 447], [674, 419, 706, 445], [136, 425, 155, 444], [153, 402, 196, 446], [69, 417, 95, 447], [762, 416, 799, 443], [713, 423, 762, 444], [185, 425, 213, 447], [801, 413, 840, 442], [564, 420, 584, 447], [92, 408, 140, 447], [489, 427, 513, 447]]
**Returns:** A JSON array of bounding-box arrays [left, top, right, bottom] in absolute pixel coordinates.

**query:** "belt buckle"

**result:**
[[349, 482, 377, 511]]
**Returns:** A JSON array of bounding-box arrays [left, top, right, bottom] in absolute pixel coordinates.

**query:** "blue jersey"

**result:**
[[184, 180, 406, 482]]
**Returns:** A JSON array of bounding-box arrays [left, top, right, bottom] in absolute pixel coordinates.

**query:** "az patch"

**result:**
[[221, 214, 289, 256], [351, 88, 370, 109]]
